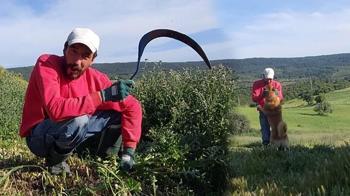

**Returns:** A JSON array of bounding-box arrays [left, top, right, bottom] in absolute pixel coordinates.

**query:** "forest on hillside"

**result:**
[[7, 53, 350, 81]]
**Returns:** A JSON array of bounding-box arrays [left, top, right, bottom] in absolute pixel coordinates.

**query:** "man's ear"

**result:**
[[92, 52, 97, 60]]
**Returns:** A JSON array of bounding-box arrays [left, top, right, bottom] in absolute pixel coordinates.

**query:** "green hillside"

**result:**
[[0, 67, 27, 139], [236, 87, 350, 146], [7, 53, 350, 81], [227, 88, 350, 195]]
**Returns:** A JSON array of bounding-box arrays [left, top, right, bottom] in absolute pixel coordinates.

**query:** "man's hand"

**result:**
[[257, 105, 263, 112], [262, 89, 269, 98], [100, 80, 134, 102], [120, 147, 135, 172]]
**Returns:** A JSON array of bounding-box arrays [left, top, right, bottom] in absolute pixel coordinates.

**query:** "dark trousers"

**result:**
[[259, 111, 270, 145], [26, 111, 121, 157]]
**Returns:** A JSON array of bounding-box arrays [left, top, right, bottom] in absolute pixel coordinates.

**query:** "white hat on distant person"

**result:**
[[263, 68, 274, 79], [66, 27, 100, 53]]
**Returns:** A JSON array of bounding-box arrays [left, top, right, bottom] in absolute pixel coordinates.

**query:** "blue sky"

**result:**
[[2, 0, 350, 68]]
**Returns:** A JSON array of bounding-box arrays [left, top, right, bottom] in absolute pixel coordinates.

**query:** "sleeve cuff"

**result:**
[[123, 141, 137, 149]]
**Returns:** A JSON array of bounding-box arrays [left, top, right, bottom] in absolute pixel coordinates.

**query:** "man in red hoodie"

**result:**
[[251, 68, 283, 146], [19, 27, 142, 174]]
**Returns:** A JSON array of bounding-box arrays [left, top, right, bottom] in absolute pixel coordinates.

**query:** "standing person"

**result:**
[[19, 27, 142, 174], [251, 68, 283, 146]]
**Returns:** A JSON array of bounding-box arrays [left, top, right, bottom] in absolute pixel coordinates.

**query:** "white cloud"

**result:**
[[230, 9, 350, 58], [0, 0, 218, 67], [3, 1, 350, 68]]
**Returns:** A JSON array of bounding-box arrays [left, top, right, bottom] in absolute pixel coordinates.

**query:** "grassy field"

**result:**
[[226, 88, 350, 195], [237, 87, 350, 137]]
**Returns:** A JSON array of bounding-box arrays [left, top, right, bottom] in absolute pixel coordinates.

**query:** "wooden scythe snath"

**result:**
[[130, 29, 212, 79]]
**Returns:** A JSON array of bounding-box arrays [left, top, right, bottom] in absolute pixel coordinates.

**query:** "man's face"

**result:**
[[264, 78, 272, 84], [64, 43, 95, 80]]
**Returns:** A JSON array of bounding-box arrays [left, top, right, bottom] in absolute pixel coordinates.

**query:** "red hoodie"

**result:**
[[251, 79, 283, 107], [19, 54, 142, 148]]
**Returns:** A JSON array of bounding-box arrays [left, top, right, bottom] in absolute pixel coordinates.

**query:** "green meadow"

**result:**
[[235, 87, 350, 145], [226, 88, 350, 195]]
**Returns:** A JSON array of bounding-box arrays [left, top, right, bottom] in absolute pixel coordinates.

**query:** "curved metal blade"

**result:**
[[130, 29, 211, 79]]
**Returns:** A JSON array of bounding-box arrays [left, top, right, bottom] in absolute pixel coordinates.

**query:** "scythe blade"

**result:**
[[130, 29, 211, 79]]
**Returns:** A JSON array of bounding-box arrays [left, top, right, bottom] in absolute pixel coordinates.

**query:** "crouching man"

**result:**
[[19, 27, 142, 175]]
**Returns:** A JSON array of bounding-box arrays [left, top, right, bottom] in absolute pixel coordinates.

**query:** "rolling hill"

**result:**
[[6, 53, 350, 81]]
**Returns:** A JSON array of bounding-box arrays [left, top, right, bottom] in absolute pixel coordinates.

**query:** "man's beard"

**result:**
[[64, 63, 83, 80]]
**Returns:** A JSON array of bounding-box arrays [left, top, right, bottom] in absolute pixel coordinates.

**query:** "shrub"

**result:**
[[227, 112, 250, 134], [314, 101, 333, 115], [249, 102, 257, 107], [132, 65, 241, 194], [314, 94, 325, 103], [313, 94, 332, 115], [299, 91, 314, 105]]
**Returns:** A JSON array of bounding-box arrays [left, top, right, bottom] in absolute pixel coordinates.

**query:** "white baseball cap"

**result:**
[[66, 27, 100, 53], [263, 68, 274, 79]]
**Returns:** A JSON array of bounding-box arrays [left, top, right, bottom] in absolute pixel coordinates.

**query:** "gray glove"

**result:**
[[120, 147, 135, 171]]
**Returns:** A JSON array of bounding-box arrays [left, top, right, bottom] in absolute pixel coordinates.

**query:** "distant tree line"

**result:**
[[5, 53, 350, 110], [238, 78, 350, 107], [283, 78, 350, 101], [7, 53, 350, 81]]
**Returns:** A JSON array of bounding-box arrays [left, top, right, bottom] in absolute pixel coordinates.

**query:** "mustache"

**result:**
[[65, 63, 82, 72]]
